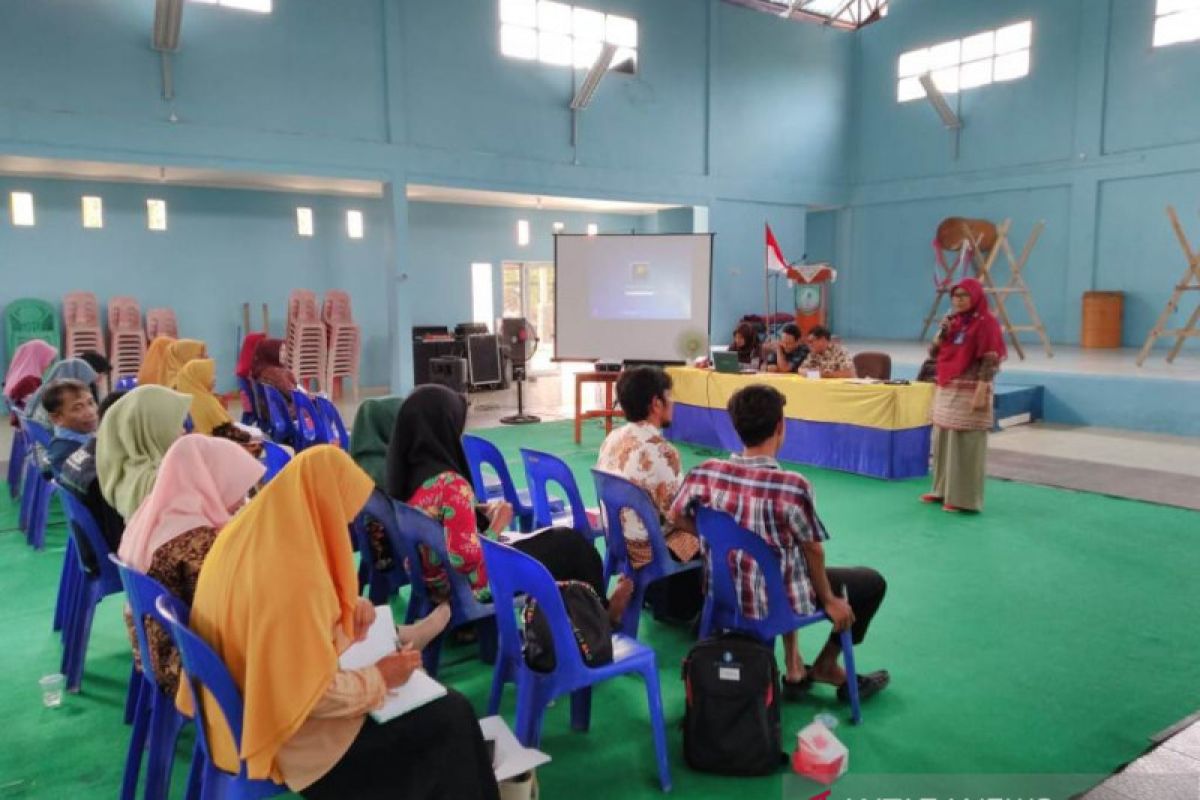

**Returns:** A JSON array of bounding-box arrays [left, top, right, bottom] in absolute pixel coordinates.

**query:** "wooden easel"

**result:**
[[968, 219, 1053, 360], [1136, 206, 1200, 365], [919, 239, 973, 341]]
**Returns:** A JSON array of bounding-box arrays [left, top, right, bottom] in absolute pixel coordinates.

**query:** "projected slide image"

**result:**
[[588, 259, 693, 320]]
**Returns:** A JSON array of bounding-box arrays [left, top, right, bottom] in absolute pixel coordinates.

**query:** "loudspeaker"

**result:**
[[500, 318, 528, 366], [429, 356, 468, 394], [466, 334, 502, 387]]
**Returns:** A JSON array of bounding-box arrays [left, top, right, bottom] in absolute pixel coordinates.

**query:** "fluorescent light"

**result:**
[[347, 210, 364, 239], [571, 42, 617, 108], [517, 219, 530, 246], [10, 192, 34, 227], [147, 199, 167, 231], [586, 223, 598, 236], [297, 207, 314, 237], [82, 196, 104, 229]]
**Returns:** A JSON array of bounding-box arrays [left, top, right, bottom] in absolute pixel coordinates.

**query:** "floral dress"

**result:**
[[408, 471, 494, 601]]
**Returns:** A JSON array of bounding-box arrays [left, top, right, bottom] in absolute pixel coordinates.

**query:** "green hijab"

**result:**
[[349, 395, 404, 490], [97, 384, 193, 520]]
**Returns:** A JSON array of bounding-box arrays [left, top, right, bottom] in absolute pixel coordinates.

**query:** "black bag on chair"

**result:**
[[523, 580, 613, 672], [681, 633, 784, 775]]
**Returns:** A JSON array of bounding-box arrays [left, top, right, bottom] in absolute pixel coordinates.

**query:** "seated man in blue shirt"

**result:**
[[41, 379, 99, 475], [765, 323, 810, 374]]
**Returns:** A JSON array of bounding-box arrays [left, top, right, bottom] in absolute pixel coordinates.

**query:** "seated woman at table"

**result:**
[[385, 385, 632, 620], [181, 447, 495, 799], [728, 321, 762, 366]]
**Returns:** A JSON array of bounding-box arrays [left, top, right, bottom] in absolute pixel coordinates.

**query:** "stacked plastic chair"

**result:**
[[144, 307, 178, 341], [4, 298, 60, 370], [284, 290, 327, 393], [62, 292, 106, 358], [108, 296, 147, 383], [322, 290, 361, 400]]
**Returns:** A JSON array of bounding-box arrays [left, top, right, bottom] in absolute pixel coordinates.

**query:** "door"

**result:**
[[502, 261, 555, 374]]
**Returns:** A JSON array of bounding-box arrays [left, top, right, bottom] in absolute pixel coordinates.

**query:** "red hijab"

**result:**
[[250, 338, 285, 380], [235, 333, 266, 379], [936, 278, 1007, 386]]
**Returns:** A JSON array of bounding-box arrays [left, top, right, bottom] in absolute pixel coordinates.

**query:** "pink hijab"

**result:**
[[118, 434, 266, 572], [5, 340, 58, 398]]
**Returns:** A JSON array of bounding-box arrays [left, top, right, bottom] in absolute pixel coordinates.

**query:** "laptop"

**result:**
[[713, 350, 745, 374]]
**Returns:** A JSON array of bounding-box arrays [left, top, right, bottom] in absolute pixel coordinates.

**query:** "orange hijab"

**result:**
[[164, 339, 207, 389], [137, 336, 176, 385], [179, 446, 373, 782]]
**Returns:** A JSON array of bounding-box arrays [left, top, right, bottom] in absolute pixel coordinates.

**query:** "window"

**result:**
[[10, 192, 34, 227], [147, 199, 167, 231], [552, 221, 565, 232], [190, 0, 272, 12], [472, 263, 495, 331], [517, 219, 531, 246], [897, 20, 1031, 102], [1154, 0, 1200, 47], [346, 210, 364, 240], [586, 223, 598, 236], [297, 207, 314, 237], [500, 0, 638, 73], [82, 196, 103, 229]]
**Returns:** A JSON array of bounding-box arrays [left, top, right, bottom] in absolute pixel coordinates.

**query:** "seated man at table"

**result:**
[[670, 384, 890, 702], [765, 323, 809, 374], [598, 367, 702, 568], [800, 326, 856, 379]]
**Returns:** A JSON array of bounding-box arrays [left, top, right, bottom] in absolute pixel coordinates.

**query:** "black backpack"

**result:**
[[523, 580, 613, 672], [681, 633, 784, 775]]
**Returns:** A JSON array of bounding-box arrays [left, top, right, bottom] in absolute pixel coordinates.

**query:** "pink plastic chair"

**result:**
[[63, 292, 106, 359], [322, 290, 360, 400], [285, 289, 327, 393], [107, 296, 147, 382], [145, 308, 178, 341]]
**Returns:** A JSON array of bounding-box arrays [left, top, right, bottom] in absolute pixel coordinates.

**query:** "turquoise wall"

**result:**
[[838, 0, 1200, 350], [0, 0, 855, 389]]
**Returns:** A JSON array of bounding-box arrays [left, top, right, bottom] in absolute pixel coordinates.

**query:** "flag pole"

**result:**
[[764, 222, 770, 332]]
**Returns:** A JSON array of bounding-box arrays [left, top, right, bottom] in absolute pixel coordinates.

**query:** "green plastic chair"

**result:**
[[5, 299, 60, 371]]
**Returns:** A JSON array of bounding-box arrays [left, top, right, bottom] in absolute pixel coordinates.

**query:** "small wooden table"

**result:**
[[574, 371, 624, 444]]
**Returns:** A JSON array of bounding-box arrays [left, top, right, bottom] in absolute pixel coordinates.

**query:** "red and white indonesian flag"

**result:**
[[766, 223, 789, 275]]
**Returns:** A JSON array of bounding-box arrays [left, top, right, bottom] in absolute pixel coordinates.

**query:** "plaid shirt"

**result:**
[[671, 454, 828, 619]]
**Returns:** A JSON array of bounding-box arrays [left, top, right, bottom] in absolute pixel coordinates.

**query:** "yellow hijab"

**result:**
[[137, 336, 176, 385], [175, 359, 232, 435], [164, 339, 207, 389], [179, 446, 373, 782]]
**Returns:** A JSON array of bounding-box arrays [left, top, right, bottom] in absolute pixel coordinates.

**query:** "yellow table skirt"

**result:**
[[665, 367, 934, 431]]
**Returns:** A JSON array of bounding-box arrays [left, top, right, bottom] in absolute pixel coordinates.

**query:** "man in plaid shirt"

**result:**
[[670, 384, 890, 703]]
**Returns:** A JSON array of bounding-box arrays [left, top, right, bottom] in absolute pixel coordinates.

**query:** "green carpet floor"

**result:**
[[2, 418, 1198, 799]]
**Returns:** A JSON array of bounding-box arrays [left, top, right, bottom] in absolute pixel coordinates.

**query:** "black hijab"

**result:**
[[385, 384, 471, 502]]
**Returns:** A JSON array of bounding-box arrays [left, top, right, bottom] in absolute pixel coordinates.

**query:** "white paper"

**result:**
[[479, 715, 552, 782], [339, 605, 448, 723]]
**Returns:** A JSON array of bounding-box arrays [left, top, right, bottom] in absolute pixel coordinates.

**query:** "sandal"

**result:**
[[783, 673, 814, 702], [836, 670, 890, 703], [920, 493, 943, 504]]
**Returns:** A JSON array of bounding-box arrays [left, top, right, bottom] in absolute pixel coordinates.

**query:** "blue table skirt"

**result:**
[[666, 402, 931, 480]]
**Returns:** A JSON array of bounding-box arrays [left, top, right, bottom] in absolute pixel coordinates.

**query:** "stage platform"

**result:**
[[844, 339, 1200, 437]]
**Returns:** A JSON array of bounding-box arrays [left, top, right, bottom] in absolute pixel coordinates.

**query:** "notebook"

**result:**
[[338, 604, 447, 723]]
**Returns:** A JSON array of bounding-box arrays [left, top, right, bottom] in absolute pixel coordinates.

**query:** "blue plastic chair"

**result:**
[[235, 377, 258, 426], [480, 538, 672, 792], [591, 470, 702, 637], [313, 395, 349, 450], [113, 557, 190, 800], [6, 425, 26, 499], [20, 416, 60, 550], [183, 414, 194, 433], [59, 487, 124, 692], [462, 434, 540, 532], [251, 382, 271, 433], [384, 500, 496, 677], [156, 595, 287, 800], [348, 489, 410, 605], [519, 448, 603, 540], [259, 441, 290, 485], [260, 385, 295, 445], [114, 376, 139, 391], [290, 391, 330, 451], [695, 507, 862, 724]]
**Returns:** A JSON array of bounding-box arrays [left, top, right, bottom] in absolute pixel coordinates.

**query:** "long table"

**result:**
[[664, 367, 935, 480]]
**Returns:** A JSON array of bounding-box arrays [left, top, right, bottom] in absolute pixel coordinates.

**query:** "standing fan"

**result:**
[[675, 328, 710, 364], [500, 318, 540, 425]]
